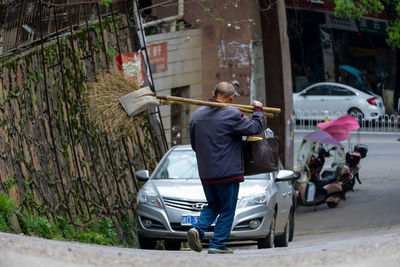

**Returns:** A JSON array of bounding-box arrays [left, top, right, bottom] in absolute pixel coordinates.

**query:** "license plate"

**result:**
[[379, 103, 383, 108], [181, 215, 199, 226]]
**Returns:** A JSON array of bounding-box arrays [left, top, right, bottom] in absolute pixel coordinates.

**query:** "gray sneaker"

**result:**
[[187, 227, 202, 252], [208, 247, 234, 254]]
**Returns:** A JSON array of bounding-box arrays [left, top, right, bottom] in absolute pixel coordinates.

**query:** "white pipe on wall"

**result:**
[[143, 0, 184, 28]]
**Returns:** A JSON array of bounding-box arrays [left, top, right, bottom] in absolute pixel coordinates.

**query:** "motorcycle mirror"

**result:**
[[276, 170, 295, 182]]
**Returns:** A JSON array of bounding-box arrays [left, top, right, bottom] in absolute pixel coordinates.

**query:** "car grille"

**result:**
[[170, 223, 215, 232], [163, 197, 207, 212]]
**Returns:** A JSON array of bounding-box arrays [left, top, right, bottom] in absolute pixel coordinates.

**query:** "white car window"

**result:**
[[331, 86, 355, 96], [304, 85, 331, 96]]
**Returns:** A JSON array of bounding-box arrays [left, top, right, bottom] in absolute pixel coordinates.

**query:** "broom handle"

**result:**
[[158, 99, 275, 118], [156, 95, 281, 114]]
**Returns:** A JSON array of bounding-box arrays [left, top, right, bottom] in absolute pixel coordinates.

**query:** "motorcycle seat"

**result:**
[[315, 175, 337, 187]]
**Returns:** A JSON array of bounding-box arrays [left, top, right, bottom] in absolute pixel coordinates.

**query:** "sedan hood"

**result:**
[[150, 179, 271, 201]]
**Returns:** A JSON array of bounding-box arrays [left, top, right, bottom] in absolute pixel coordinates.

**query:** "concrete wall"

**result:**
[[146, 29, 202, 146]]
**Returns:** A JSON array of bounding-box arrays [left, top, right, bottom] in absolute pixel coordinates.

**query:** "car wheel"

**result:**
[[258, 214, 275, 249], [164, 240, 181, 250], [288, 208, 295, 242], [327, 202, 338, 208], [348, 108, 364, 120], [139, 236, 157, 249], [274, 217, 289, 247]]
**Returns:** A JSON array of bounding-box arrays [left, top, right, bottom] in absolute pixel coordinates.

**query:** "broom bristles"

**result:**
[[86, 69, 143, 137]]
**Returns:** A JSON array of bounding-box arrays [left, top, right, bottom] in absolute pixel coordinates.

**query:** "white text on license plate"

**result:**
[[181, 215, 199, 226]]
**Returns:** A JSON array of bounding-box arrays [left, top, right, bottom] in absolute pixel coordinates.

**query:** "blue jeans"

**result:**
[[192, 182, 240, 249]]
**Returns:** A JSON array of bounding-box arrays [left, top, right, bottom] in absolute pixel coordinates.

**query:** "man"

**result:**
[[187, 81, 264, 254]]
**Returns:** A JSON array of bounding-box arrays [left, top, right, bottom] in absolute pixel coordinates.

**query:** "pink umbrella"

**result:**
[[317, 115, 360, 132], [320, 124, 350, 141]]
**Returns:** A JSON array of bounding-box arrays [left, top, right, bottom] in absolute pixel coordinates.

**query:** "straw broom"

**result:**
[[86, 69, 143, 136], [86, 69, 279, 137]]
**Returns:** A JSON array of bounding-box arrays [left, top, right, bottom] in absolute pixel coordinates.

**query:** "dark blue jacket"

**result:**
[[190, 103, 263, 184]]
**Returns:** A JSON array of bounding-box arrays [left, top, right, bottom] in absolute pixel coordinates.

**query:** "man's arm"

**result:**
[[229, 104, 264, 136], [190, 119, 196, 152]]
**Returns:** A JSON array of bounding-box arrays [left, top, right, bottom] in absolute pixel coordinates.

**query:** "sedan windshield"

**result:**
[[152, 150, 271, 180]]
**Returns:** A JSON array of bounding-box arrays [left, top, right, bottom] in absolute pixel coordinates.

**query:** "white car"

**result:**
[[293, 82, 385, 121]]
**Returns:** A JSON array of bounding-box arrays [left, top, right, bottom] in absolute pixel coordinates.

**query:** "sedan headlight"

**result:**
[[237, 192, 269, 209], [137, 188, 163, 208]]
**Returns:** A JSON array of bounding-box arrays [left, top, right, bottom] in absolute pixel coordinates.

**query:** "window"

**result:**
[[331, 86, 355, 96], [171, 86, 190, 145], [304, 85, 331, 96]]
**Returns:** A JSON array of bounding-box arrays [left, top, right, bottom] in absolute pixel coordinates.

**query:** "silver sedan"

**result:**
[[135, 145, 296, 250]]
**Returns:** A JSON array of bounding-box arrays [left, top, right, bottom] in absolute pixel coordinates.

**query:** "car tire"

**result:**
[[274, 217, 289, 247], [288, 208, 295, 242], [164, 240, 181, 250], [327, 202, 338, 208], [258, 214, 275, 249], [139, 236, 157, 249], [348, 108, 364, 120]]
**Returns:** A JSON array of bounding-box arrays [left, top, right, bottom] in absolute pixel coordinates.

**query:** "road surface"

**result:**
[[0, 132, 399, 266]]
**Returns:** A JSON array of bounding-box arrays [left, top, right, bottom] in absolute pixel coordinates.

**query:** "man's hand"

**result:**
[[252, 100, 263, 107], [397, 115, 400, 120]]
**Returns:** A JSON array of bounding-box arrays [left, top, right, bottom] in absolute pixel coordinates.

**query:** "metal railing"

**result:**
[[294, 110, 399, 134]]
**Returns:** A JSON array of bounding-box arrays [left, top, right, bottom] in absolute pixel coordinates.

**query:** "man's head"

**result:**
[[212, 82, 240, 103]]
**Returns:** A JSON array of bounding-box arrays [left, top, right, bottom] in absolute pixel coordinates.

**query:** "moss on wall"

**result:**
[[0, 15, 162, 245]]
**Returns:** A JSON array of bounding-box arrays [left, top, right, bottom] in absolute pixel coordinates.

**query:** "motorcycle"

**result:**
[[295, 132, 347, 209], [316, 115, 367, 192], [333, 144, 368, 192]]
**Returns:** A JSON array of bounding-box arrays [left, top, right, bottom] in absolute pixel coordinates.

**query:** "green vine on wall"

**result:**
[[0, 13, 161, 247]]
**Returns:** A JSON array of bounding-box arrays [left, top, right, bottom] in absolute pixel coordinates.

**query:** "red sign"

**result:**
[[115, 52, 146, 86], [147, 42, 168, 73]]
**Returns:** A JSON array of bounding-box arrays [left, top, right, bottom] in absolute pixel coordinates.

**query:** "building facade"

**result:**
[[286, 0, 399, 113]]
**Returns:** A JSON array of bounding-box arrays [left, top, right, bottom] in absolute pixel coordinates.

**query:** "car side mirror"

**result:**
[[275, 170, 294, 182], [136, 170, 150, 182]]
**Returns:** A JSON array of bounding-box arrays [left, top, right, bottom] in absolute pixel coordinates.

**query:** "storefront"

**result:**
[[286, 0, 397, 112]]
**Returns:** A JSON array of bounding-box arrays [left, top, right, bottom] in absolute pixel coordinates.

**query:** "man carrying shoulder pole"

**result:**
[[187, 81, 264, 254]]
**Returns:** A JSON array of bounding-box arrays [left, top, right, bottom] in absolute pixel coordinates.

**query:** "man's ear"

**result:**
[[211, 90, 216, 99], [228, 94, 234, 103]]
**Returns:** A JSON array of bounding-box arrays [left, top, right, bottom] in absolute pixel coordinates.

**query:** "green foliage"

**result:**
[[55, 216, 74, 239], [33, 216, 54, 239], [100, 0, 112, 6], [17, 211, 35, 235], [334, 0, 400, 48], [119, 213, 138, 247], [75, 231, 113, 245], [4, 176, 16, 193], [0, 192, 15, 232], [387, 21, 400, 47], [0, 214, 12, 232], [334, 0, 384, 19]]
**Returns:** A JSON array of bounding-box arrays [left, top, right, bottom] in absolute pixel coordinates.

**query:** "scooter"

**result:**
[[332, 144, 368, 192], [294, 146, 346, 209]]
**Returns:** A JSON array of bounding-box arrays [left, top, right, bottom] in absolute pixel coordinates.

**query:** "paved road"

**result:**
[[294, 132, 400, 234], [0, 132, 399, 266]]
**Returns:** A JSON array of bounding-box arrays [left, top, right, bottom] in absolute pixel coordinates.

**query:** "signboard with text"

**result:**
[[147, 42, 168, 73]]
